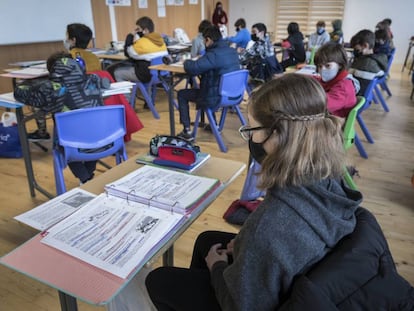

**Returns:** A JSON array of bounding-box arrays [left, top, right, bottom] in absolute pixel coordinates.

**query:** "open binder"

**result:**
[[104, 165, 220, 215]]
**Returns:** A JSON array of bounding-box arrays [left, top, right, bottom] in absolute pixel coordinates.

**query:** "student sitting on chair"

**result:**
[[28, 23, 100, 141], [176, 26, 240, 141], [280, 22, 306, 70], [239, 22, 282, 84], [306, 21, 330, 63], [349, 29, 388, 96], [112, 16, 168, 85], [227, 18, 251, 49], [313, 42, 359, 118], [191, 20, 212, 58]]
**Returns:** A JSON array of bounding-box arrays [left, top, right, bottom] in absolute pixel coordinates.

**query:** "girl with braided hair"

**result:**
[[145, 74, 363, 310]]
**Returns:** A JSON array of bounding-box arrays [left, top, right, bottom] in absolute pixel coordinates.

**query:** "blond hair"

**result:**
[[249, 74, 345, 189]]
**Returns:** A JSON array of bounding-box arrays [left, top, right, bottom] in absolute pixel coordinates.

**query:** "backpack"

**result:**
[[246, 55, 283, 83], [49, 57, 104, 110], [13, 78, 66, 113]]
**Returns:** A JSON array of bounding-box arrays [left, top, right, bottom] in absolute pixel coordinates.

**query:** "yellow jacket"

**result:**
[[131, 32, 167, 57], [70, 48, 101, 72]]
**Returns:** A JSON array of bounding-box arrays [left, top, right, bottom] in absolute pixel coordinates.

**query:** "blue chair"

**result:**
[[376, 48, 396, 98], [357, 77, 379, 147], [240, 157, 266, 201], [53, 105, 128, 195], [129, 56, 177, 119], [191, 69, 249, 153]]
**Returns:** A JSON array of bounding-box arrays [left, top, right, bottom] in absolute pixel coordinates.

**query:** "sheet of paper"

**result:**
[[41, 193, 184, 278], [0, 92, 17, 103], [14, 188, 96, 231], [10, 67, 48, 76]]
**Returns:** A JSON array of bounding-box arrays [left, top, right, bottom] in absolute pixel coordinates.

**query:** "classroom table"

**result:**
[[149, 63, 187, 136], [0, 94, 54, 199], [0, 155, 246, 311]]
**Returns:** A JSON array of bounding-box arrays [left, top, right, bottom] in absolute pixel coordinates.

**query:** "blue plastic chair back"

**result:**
[[219, 69, 249, 106], [53, 105, 128, 194], [192, 69, 249, 152]]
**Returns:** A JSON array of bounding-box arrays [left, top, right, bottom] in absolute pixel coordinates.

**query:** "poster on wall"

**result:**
[[189, 0, 198, 4], [166, 0, 174, 5], [138, 0, 148, 8], [157, 0, 166, 17], [106, 0, 131, 6]]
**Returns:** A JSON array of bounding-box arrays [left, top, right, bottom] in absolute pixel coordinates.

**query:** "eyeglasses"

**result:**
[[238, 125, 266, 141]]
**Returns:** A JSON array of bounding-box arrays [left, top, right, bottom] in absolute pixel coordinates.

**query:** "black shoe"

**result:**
[[27, 130, 51, 141], [177, 130, 194, 142], [204, 124, 221, 133], [346, 166, 360, 179]]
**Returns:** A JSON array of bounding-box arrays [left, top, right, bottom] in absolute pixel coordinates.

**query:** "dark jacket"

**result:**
[[278, 207, 414, 310], [183, 39, 240, 109], [286, 32, 306, 63], [349, 53, 388, 96], [211, 179, 362, 311]]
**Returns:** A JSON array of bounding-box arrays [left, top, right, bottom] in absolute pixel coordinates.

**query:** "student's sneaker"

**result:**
[[27, 130, 51, 141], [203, 124, 222, 133], [177, 130, 194, 142]]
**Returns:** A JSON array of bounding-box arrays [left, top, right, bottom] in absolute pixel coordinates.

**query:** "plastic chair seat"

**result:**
[[192, 69, 249, 153], [53, 105, 128, 195]]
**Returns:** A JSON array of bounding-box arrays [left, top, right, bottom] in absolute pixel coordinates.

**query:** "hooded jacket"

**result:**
[[210, 179, 362, 311], [330, 20, 343, 44], [125, 32, 168, 60], [184, 39, 240, 109]]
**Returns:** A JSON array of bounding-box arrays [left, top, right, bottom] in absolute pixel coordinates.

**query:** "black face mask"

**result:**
[[251, 34, 259, 42], [353, 49, 362, 58], [137, 31, 144, 38], [248, 139, 267, 164], [236, 27, 240, 32]]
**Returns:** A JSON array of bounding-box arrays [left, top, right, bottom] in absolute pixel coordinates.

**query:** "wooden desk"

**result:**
[[149, 63, 186, 135], [0, 94, 54, 199], [0, 155, 245, 311]]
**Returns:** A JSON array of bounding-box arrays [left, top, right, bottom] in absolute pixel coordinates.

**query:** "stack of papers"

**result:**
[[9, 67, 48, 76], [102, 81, 135, 97]]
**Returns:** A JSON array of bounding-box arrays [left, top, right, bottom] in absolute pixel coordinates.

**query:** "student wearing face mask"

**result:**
[[227, 18, 251, 49], [111, 16, 168, 85], [239, 23, 282, 83], [306, 21, 330, 63], [280, 22, 306, 70], [313, 42, 359, 118], [146, 74, 367, 310], [349, 29, 388, 96]]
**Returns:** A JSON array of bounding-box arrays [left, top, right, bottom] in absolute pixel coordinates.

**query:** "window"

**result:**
[[274, 0, 345, 42]]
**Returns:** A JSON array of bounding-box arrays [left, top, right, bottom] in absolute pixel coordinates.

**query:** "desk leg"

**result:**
[[167, 77, 176, 136], [402, 42, 413, 72], [15, 107, 54, 199], [163, 246, 174, 266], [58, 291, 78, 311]]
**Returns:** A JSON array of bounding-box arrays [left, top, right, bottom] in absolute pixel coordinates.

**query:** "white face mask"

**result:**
[[320, 63, 339, 82], [63, 39, 72, 51]]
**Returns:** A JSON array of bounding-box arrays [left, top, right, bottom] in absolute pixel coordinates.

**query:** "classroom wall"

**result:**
[[228, 0, 414, 65]]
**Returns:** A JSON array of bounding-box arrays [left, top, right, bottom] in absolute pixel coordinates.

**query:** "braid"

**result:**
[[273, 111, 327, 122]]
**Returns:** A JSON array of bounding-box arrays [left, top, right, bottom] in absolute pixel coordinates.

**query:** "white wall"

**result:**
[[0, 0, 94, 44], [229, 0, 414, 65]]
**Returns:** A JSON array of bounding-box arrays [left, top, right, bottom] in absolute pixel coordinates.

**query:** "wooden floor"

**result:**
[[0, 67, 413, 310]]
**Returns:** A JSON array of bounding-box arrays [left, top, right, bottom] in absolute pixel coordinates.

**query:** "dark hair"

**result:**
[[287, 22, 300, 35], [382, 18, 392, 26], [375, 29, 389, 42], [235, 18, 246, 28], [314, 43, 349, 71], [350, 29, 375, 49], [316, 21, 326, 27], [202, 25, 222, 42], [46, 51, 73, 72], [252, 23, 267, 34], [67, 23, 93, 49], [249, 74, 345, 188], [215, 2, 223, 9], [136, 16, 154, 33], [198, 19, 212, 33]]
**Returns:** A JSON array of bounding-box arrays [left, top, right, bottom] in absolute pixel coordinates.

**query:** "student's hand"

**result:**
[[226, 239, 235, 255], [205, 243, 228, 271], [237, 47, 245, 53]]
